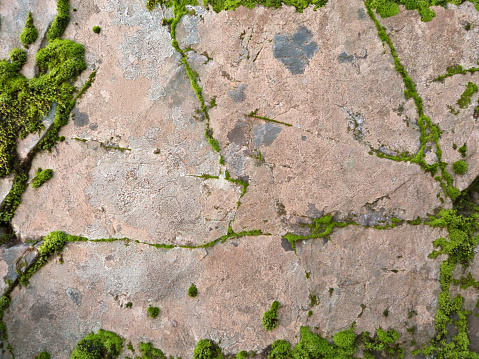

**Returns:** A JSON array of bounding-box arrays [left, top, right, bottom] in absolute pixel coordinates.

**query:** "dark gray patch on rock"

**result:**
[[228, 84, 247, 103], [273, 26, 318, 75], [358, 8, 367, 20], [253, 123, 282, 147], [306, 203, 322, 218], [66, 287, 82, 306], [30, 302, 57, 321], [281, 237, 294, 252], [467, 307, 479, 352], [338, 50, 355, 63], [301, 135, 307, 141], [89, 122, 98, 131], [227, 121, 248, 146], [73, 109, 89, 127]]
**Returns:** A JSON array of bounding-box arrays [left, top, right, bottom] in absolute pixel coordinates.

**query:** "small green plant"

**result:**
[[235, 351, 248, 359], [137, 342, 166, 359], [34, 352, 51, 359], [20, 12, 39, 46], [125, 302, 132, 308], [458, 143, 467, 157], [92, 26, 101, 34], [453, 160, 467, 175], [192, 339, 222, 359], [147, 306, 160, 318], [31, 168, 54, 188], [47, 0, 71, 41], [188, 284, 198, 297], [70, 329, 123, 359], [457, 82, 478, 109], [262, 300, 280, 331]]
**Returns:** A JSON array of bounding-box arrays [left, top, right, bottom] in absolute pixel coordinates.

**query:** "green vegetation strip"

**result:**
[[368, 0, 479, 22]]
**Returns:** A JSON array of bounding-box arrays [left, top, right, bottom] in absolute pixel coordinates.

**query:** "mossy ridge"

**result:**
[[284, 214, 355, 249], [435, 64, 479, 82], [366, 1, 463, 202], [457, 81, 478, 109], [417, 208, 479, 358], [246, 110, 293, 127], [368, 0, 479, 22]]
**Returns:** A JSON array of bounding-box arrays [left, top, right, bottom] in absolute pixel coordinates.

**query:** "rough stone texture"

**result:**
[[2, 0, 479, 358], [12, 0, 241, 245], [5, 226, 443, 358]]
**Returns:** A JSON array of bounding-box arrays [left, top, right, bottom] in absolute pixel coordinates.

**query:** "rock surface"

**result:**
[[1, 0, 479, 358]]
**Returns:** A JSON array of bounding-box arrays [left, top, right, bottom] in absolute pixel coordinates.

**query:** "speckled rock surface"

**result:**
[[1, 0, 479, 358]]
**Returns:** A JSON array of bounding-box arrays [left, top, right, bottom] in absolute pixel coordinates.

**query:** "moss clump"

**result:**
[[47, 0, 70, 41], [137, 342, 166, 359], [71, 329, 124, 359], [0, 26, 86, 178], [457, 82, 478, 109], [35, 352, 51, 359], [31, 168, 53, 188], [188, 284, 198, 297], [367, 0, 472, 22], [362, 328, 403, 358], [192, 339, 223, 359], [458, 143, 467, 157], [283, 214, 352, 249], [262, 300, 280, 331], [0, 173, 28, 224], [20, 12, 39, 47], [453, 160, 467, 175], [92, 26, 101, 34], [19, 231, 86, 286], [147, 306, 160, 318]]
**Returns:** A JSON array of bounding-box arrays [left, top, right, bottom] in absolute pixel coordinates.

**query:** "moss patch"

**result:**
[[20, 12, 39, 47], [31, 168, 53, 188], [453, 160, 467, 175], [71, 329, 124, 359], [147, 306, 160, 318], [188, 284, 198, 297], [262, 300, 280, 331]]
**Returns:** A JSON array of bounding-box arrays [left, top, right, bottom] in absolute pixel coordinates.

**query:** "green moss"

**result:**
[[34, 352, 51, 359], [125, 302, 133, 308], [309, 294, 318, 307], [47, 0, 71, 41], [31, 168, 53, 188], [268, 340, 291, 359], [458, 143, 467, 157], [235, 351, 248, 359], [284, 214, 353, 249], [453, 160, 467, 175], [0, 173, 28, 224], [136, 342, 166, 359], [188, 284, 198, 297], [262, 300, 280, 331], [246, 110, 292, 127], [192, 339, 223, 359], [92, 26, 101, 34], [20, 12, 39, 47], [457, 82, 478, 109], [147, 306, 160, 318], [19, 231, 86, 285], [70, 329, 123, 359], [202, 0, 327, 13], [362, 328, 403, 358]]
